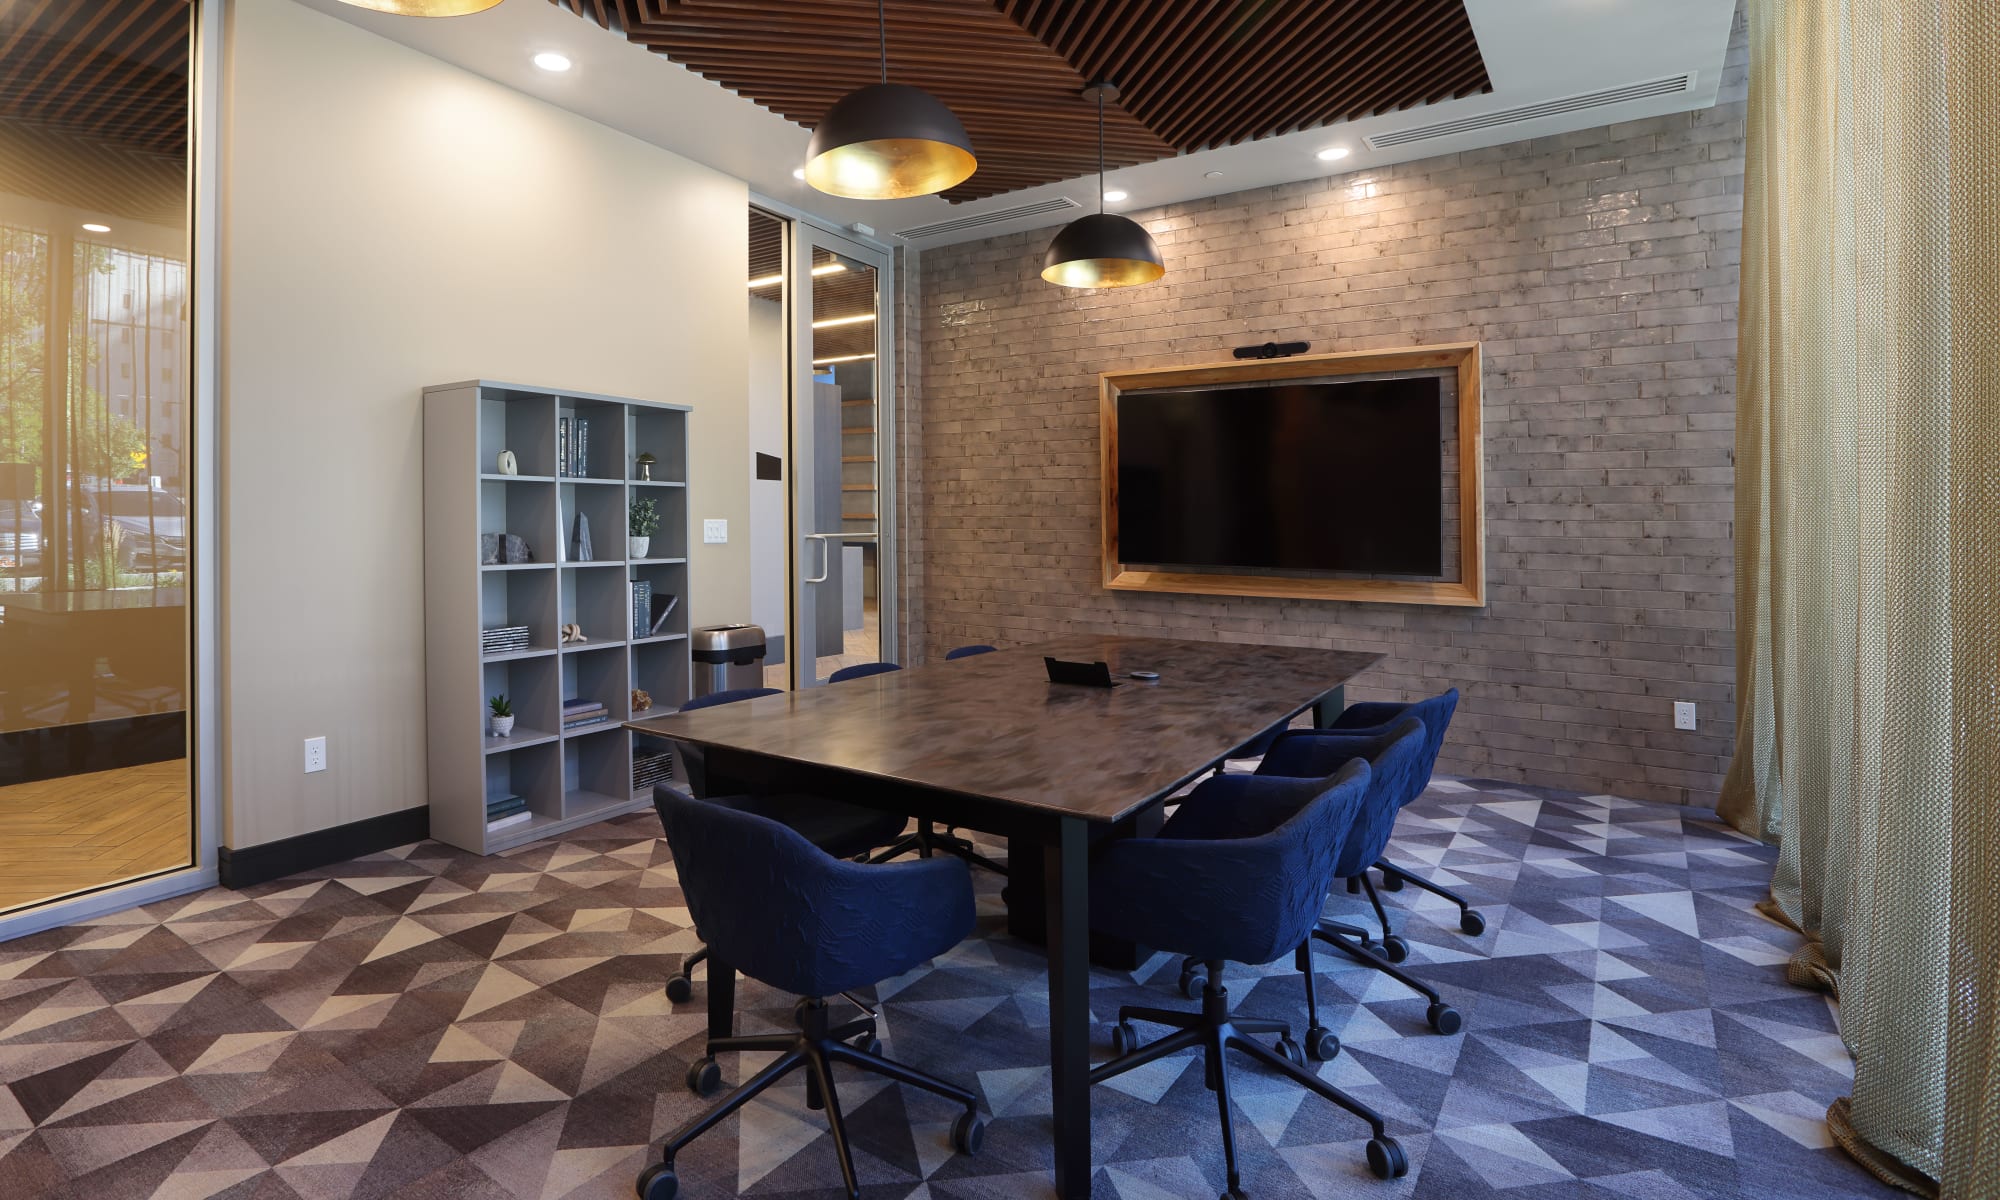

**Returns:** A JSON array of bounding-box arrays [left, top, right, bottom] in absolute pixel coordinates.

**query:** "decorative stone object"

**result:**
[[572, 513, 593, 562], [496, 450, 518, 476], [632, 688, 652, 713], [560, 623, 588, 645]]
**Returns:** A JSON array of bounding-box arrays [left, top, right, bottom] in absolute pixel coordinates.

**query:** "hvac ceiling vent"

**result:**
[[897, 196, 1081, 241], [1365, 73, 1696, 150]]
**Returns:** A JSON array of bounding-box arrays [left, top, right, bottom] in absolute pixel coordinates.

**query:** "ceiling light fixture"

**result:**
[[81, 223, 111, 233], [792, 168, 807, 181], [1102, 189, 1129, 203], [533, 52, 571, 72], [745, 263, 850, 290], [812, 313, 877, 329], [330, 0, 502, 16], [1041, 83, 1165, 290], [804, 0, 975, 199], [813, 352, 877, 366], [1316, 145, 1351, 161]]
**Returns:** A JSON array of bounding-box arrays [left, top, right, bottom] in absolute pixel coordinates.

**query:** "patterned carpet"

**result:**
[[0, 776, 1895, 1200]]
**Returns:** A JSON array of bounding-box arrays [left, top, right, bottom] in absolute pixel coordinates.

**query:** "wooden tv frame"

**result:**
[[1100, 342, 1484, 607]]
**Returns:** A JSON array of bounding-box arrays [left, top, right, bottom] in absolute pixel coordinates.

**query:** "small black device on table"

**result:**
[[1044, 656, 1119, 688]]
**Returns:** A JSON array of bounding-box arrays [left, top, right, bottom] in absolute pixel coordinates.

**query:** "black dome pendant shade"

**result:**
[[805, 0, 977, 199], [1042, 83, 1164, 288]]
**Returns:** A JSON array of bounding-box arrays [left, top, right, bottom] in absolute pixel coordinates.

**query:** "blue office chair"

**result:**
[[1243, 717, 1463, 1056], [944, 643, 997, 659], [640, 786, 984, 1200], [1308, 690, 1478, 933], [827, 660, 902, 683], [661, 687, 909, 1004], [1090, 759, 1409, 1191]]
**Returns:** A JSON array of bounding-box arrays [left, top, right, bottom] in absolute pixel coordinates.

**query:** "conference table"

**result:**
[[627, 633, 1381, 1199]]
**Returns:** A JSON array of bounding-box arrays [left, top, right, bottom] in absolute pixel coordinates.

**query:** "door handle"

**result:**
[[804, 533, 836, 584]]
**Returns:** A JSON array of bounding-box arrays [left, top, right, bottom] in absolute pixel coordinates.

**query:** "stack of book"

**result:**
[[559, 416, 591, 477], [481, 625, 531, 656], [486, 793, 531, 833], [630, 580, 652, 640], [632, 748, 675, 793], [562, 697, 610, 731]]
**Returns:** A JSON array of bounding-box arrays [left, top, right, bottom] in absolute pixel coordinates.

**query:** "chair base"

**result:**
[[1096, 962, 1406, 1193], [639, 998, 983, 1200], [870, 821, 1009, 878], [1377, 859, 1487, 936]]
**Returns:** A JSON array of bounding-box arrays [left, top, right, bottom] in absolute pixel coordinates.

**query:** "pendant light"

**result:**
[[332, 0, 502, 15], [805, 0, 977, 199], [1042, 83, 1165, 289]]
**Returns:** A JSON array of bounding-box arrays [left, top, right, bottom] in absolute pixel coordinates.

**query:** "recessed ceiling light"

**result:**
[[81, 222, 111, 233], [1204, 170, 1224, 179], [1316, 146, 1351, 162], [813, 352, 876, 366], [812, 313, 877, 329], [532, 52, 571, 72], [1102, 189, 1129, 203], [792, 168, 806, 181]]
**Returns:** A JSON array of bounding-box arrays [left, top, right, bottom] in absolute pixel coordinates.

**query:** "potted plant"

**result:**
[[629, 495, 660, 559], [635, 451, 658, 482], [488, 694, 514, 738]]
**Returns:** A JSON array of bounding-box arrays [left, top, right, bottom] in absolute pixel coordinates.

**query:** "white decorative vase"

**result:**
[[628, 536, 650, 559], [490, 714, 515, 738]]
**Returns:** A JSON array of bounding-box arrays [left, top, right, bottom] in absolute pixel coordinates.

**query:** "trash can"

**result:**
[[691, 624, 767, 696]]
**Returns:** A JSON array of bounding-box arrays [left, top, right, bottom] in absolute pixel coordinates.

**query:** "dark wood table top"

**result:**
[[627, 634, 1381, 824]]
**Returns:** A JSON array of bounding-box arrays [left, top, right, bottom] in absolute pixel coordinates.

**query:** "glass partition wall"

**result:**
[[0, 0, 195, 916]]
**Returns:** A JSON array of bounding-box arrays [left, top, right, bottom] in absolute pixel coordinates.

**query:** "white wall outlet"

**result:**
[[303, 736, 328, 773], [703, 519, 728, 544], [1673, 701, 1697, 731]]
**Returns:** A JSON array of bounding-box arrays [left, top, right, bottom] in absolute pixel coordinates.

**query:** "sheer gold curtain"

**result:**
[[1722, 0, 1997, 1194]]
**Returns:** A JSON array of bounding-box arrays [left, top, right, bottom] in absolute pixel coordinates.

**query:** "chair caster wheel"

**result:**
[[1366, 1135, 1409, 1179], [1427, 1002, 1462, 1035], [1306, 1027, 1341, 1061], [636, 1161, 679, 1200], [1179, 969, 1204, 1000], [1460, 909, 1487, 936], [685, 1057, 720, 1096], [1277, 1036, 1306, 1068], [1380, 935, 1409, 963], [1380, 871, 1404, 892], [850, 1034, 883, 1057], [1110, 1021, 1140, 1056], [664, 975, 692, 1004], [952, 1109, 985, 1155]]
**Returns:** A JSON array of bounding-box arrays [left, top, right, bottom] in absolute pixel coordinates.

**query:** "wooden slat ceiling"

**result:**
[[748, 209, 879, 361], [552, 0, 1488, 202]]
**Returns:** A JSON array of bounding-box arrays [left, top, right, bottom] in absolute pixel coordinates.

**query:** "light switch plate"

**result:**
[[1673, 701, 1696, 731], [304, 736, 328, 773], [703, 519, 728, 544]]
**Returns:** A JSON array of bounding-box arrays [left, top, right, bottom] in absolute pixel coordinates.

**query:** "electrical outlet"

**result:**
[[703, 519, 728, 544], [303, 736, 328, 773], [1673, 701, 1697, 731]]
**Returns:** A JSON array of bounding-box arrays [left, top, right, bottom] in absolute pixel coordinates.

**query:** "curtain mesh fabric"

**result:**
[[1725, 0, 1996, 1194]]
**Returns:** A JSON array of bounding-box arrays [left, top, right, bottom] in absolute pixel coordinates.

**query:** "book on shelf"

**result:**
[[648, 593, 680, 636], [486, 810, 534, 833], [558, 416, 570, 477], [630, 580, 651, 640], [485, 797, 528, 819]]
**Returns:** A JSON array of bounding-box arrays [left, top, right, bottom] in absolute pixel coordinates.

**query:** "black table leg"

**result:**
[[1313, 684, 1346, 729], [707, 954, 735, 1042], [1045, 816, 1092, 1199]]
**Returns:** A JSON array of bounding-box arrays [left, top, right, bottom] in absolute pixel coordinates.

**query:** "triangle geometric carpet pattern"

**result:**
[[0, 776, 1899, 1199]]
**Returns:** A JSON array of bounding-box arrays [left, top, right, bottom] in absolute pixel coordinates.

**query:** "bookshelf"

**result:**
[[424, 381, 692, 854]]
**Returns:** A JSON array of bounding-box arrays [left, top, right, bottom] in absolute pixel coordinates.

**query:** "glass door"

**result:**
[[790, 224, 891, 687]]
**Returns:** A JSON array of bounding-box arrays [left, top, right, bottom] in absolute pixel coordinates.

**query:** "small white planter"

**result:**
[[490, 713, 515, 738], [628, 536, 650, 559]]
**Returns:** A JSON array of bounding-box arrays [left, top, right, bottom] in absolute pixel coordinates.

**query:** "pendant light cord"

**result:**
[[1097, 86, 1106, 213], [878, 0, 888, 84]]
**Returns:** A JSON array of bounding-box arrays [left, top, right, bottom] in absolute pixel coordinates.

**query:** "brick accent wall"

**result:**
[[905, 26, 1747, 806]]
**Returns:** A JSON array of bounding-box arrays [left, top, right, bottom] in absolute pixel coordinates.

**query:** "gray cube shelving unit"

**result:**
[[424, 380, 692, 854]]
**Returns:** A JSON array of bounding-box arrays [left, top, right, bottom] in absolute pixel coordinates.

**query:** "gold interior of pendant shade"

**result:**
[[1039, 256, 1167, 289], [805, 138, 978, 201], [332, 0, 504, 15]]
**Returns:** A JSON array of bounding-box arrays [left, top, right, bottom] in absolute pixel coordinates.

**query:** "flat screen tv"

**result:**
[[1116, 376, 1443, 575]]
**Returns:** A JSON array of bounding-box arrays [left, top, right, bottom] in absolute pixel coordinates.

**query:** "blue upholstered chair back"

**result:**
[[827, 661, 902, 683], [1256, 718, 1429, 876], [1088, 758, 1372, 967], [944, 644, 997, 660], [680, 687, 781, 712], [1328, 689, 1459, 800], [653, 785, 975, 997]]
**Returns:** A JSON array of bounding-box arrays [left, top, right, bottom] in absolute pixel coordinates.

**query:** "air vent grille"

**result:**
[[1365, 74, 1696, 149], [897, 196, 1081, 241]]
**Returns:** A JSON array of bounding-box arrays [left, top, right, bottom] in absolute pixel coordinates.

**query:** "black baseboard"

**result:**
[[218, 805, 429, 890], [0, 713, 186, 787]]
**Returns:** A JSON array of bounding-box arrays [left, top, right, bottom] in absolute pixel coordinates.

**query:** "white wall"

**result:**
[[747, 295, 787, 658], [221, 0, 750, 848]]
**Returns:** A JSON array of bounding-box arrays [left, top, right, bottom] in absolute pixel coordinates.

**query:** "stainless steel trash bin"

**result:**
[[691, 624, 767, 696]]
